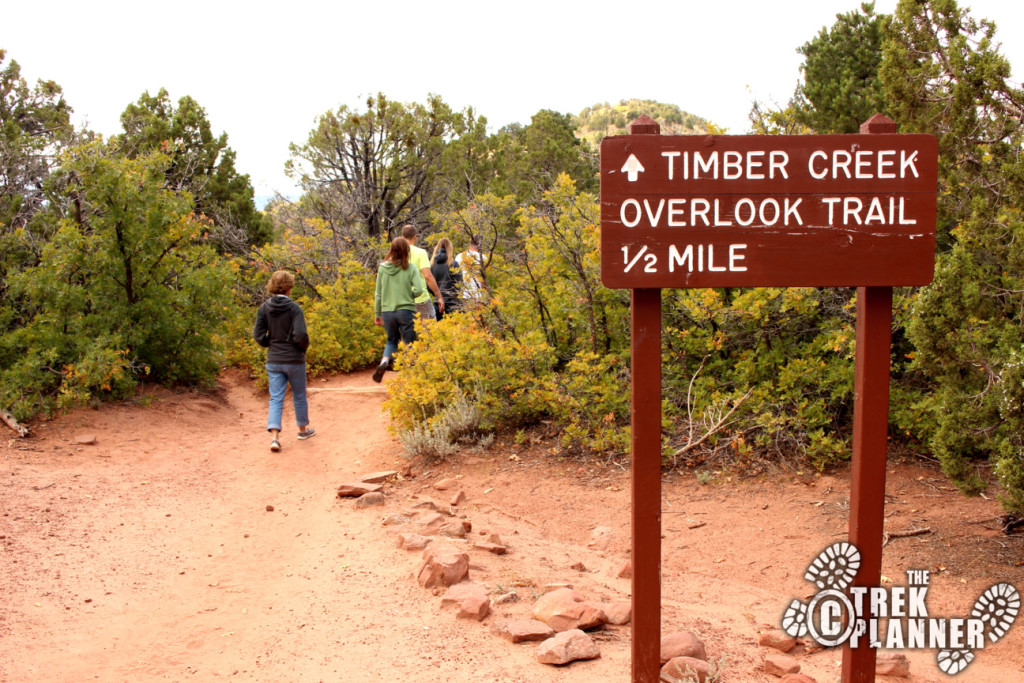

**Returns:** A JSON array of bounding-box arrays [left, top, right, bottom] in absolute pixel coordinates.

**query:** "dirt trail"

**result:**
[[2, 369, 1023, 682]]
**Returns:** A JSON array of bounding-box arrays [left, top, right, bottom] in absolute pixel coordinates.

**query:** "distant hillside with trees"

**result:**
[[574, 99, 710, 147]]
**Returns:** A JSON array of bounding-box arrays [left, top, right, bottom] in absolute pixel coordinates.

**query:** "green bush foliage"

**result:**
[[905, 210, 1024, 508], [663, 287, 857, 471], [510, 176, 629, 359], [304, 262, 382, 375], [0, 144, 231, 418], [547, 351, 631, 455], [881, 0, 1024, 512]]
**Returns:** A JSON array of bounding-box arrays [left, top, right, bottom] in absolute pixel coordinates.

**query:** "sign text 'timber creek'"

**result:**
[[599, 134, 938, 289]]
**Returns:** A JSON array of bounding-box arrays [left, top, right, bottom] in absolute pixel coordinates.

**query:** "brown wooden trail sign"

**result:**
[[601, 125, 937, 289], [604, 114, 937, 683]]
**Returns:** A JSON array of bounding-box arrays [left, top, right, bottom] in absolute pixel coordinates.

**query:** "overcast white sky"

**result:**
[[4, 1, 1023, 199]]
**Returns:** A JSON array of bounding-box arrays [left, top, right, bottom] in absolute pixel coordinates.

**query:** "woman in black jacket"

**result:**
[[430, 238, 461, 320], [253, 270, 315, 452]]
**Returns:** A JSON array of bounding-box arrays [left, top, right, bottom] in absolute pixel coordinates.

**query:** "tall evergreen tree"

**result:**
[[793, 2, 891, 133], [116, 89, 272, 253], [883, 0, 1024, 510]]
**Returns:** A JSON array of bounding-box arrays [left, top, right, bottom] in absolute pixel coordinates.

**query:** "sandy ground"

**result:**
[[2, 368, 1023, 682]]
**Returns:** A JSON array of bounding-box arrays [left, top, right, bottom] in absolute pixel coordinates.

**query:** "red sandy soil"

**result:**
[[2, 369, 1022, 682]]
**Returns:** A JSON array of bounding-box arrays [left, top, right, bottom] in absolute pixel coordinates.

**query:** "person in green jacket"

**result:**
[[373, 236, 425, 382]]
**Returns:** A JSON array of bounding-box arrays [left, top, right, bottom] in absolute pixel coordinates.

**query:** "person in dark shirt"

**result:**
[[253, 270, 315, 451], [430, 237, 461, 320]]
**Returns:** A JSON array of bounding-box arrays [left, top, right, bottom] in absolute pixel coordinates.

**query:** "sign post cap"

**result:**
[[629, 115, 661, 135], [860, 113, 898, 134]]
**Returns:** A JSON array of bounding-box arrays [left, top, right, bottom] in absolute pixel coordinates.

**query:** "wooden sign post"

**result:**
[[601, 115, 937, 683], [842, 113, 900, 683]]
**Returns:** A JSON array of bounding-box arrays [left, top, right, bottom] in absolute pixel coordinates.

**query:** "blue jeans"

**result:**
[[266, 363, 309, 431], [381, 309, 417, 359]]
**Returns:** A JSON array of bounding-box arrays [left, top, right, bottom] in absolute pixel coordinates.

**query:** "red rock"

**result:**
[[440, 583, 490, 621], [473, 541, 507, 555], [536, 629, 600, 665], [661, 656, 712, 682], [532, 587, 607, 632], [764, 653, 801, 677], [433, 477, 459, 490], [355, 492, 384, 507], [416, 512, 446, 534], [73, 434, 97, 445], [336, 482, 383, 498], [876, 653, 910, 678], [437, 521, 467, 538], [416, 511, 446, 524], [416, 546, 469, 588], [602, 602, 632, 625], [450, 490, 466, 506], [492, 619, 554, 643], [780, 674, 818, 683], [616, 560, 633, 579], [359, 470, 398, 484], [660, 631, 707, 664], [758, 629, 797, 653], [396, 533, 431, 551], [570, 561, 587, 572]]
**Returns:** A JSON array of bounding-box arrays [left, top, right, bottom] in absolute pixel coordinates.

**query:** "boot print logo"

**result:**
[[781, 542, 1019, 675]]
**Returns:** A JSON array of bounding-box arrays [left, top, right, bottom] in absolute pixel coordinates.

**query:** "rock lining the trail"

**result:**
[[345, 472, 733, 675], [359, 470, 398, 484], [535, 629, 601, 665], [660, 630, 707, 664], [532, 587, 608, 632], [355, 491, 384, 507], [764, 653, 801, 677], [661, 655, 713, 682], [336, 481, 383, 497], [492, 619, 555, 643], [416, 546, 470, 588], [440, 582, 491, 621]]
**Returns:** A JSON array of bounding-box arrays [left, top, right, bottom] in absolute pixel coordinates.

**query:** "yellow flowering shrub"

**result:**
[[383, 310, 556, 432]]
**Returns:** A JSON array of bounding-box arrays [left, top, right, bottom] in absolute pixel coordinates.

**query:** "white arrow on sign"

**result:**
[[621, 154, 645, 182]]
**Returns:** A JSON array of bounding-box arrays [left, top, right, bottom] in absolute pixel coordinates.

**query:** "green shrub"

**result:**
[[663, 287, 857, 470], [384, 307, 635, 459], [548, 351, 630, 455], [0, 144, 231, 419], [904, 212, 1024, 509], [304, 261, 381, 375]]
